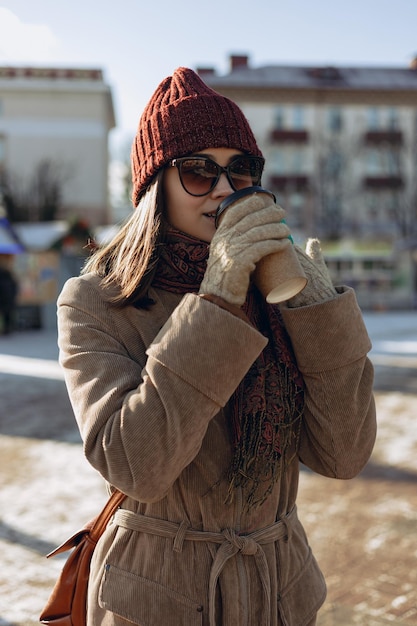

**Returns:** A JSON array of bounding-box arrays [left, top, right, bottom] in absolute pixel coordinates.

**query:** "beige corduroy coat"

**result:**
[[57, 274, 376, 626]]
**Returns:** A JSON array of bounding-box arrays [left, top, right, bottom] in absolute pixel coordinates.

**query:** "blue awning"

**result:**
[[0, 217, 25, 254]]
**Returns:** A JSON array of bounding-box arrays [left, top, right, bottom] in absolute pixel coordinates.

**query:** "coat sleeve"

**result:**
[[57, 277, 267, 502], [280, 286, 377, 478]]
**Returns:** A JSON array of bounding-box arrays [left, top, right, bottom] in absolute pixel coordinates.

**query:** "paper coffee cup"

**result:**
[[216, 186, 307, 304], [253, 247, 307, 303]]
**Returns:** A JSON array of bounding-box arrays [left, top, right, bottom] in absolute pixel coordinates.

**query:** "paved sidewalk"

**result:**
[[0, 313, 416, 625]]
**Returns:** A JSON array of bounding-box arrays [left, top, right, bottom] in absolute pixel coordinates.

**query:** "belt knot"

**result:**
[[222, 528, 259, 556]]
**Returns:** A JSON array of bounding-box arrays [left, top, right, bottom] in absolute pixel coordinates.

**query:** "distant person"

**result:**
[[0, 263, 18, 334], [57, 68, 376, 625]]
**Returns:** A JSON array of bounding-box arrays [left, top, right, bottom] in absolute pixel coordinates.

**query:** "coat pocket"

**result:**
[[99, 563, 204, 626], [277, 548, 327, 626]]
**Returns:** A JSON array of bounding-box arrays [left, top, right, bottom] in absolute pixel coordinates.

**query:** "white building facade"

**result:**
[[0, 66, 115, 225], [201, 56, 417, 308]]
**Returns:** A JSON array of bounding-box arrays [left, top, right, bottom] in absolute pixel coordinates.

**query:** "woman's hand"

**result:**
[[200, 193, 291, 306], [287, 238, 337, 307]]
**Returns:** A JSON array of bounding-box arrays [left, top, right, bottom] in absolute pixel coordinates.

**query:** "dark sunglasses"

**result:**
[[169, 155, 265, 196]]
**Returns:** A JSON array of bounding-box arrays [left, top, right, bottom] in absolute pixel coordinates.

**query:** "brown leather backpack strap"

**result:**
[[89, 489, 127, 542], [46, 489, 126, 559]]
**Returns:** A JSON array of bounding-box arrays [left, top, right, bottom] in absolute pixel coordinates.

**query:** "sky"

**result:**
[[1, 0, 417, 158]]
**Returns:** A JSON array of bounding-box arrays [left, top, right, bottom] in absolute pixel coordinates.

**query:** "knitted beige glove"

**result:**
[[287, 238, 337, 307], [200, 194, 291, 306]]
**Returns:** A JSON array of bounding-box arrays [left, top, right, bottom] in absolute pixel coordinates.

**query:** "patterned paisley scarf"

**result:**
[[153, 228, 305, 508]]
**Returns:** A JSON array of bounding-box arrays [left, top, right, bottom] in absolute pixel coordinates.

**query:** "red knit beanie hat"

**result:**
[[131, 67, 262, 206]]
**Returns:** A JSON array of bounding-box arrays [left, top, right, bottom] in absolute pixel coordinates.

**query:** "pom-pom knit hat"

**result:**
[[131, 67, 262, 206]]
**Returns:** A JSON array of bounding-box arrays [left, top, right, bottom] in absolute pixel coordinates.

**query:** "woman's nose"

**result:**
[[212, 172, 234, 198]]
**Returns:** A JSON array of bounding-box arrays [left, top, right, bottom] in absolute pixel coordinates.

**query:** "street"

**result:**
[[0, 311, 416, 625]]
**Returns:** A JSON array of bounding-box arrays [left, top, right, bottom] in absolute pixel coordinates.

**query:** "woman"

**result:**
[[0, 262, 18, 335], [57, 67, 376, 626]]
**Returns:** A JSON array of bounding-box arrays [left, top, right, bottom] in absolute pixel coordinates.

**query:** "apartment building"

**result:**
[[0, 66, 115, 225], [200, 55, 417, 307]]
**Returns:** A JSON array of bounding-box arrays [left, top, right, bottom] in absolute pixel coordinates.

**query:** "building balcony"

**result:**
[[364, 130, 403, 145], [363, 175, 403, 189], [270, 129, 309, 143], [269, 175, 309, 191]]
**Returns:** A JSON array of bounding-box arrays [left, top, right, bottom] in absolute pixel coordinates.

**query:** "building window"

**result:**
[[366, 191, 379, 212], [288, 192, 305, 228], [386, 149, 400, 175], [387, 108, 399, 130], [367, 107, 400, 131], [367, 107, 380, 130], [269, 148, 285, 172], [365, 147, 399, 175], [366, 149, 380, 174], [291, 147, 305, 173], [387, 190, 400, 213], [273, 106, 305, 130], [269, 147, 305, 174], [365, 190, 399, 234], [292, 106, 304, 130], [328, 107, 343, 133], [325, 150, 343, 177], [273, 106, 285, 129]]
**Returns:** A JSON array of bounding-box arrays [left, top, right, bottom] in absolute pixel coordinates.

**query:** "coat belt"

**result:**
[[113, 506, 298, 626]]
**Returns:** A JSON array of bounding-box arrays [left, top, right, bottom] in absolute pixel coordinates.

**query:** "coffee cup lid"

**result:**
[[215, 186, 276, 228]]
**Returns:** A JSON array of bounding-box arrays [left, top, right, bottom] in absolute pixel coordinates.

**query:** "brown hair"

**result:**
[[82, 171, 166, 307]]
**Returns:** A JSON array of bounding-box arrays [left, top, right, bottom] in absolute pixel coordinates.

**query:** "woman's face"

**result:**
[[163, 147, 243, 243]]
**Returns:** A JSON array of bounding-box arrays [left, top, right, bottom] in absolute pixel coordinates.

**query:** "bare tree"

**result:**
[[0, 159, 72, 222], [313, 133, 359, 241], [396, 116, 417, 240]]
